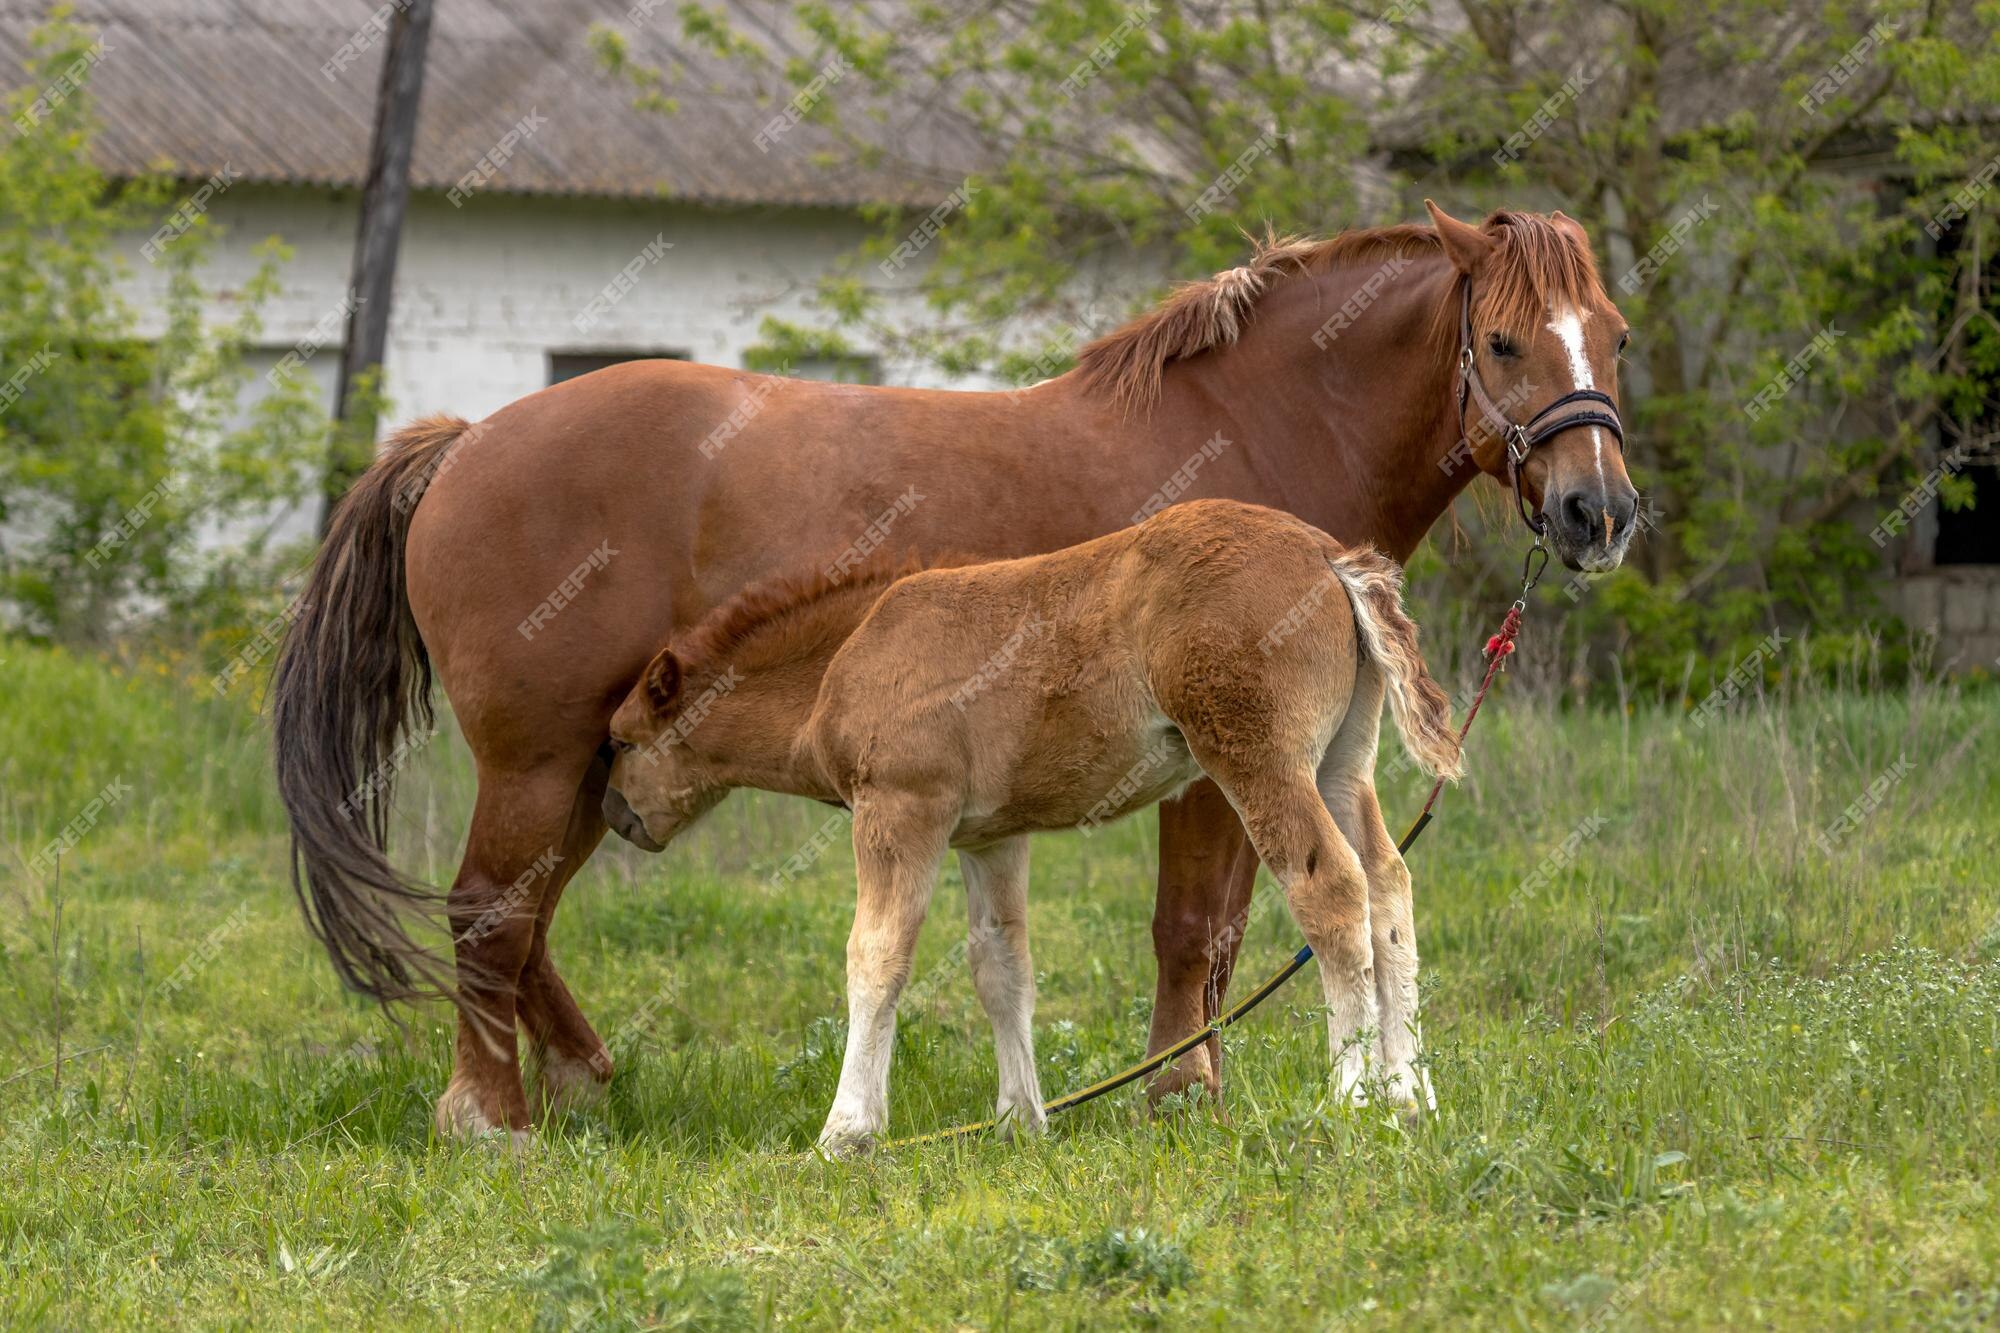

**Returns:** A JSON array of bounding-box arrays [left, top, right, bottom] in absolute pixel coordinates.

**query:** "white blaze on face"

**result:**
[[1546, 303, 1606, 487]]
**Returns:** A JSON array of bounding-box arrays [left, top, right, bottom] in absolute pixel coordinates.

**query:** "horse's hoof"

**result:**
[[1143, 1048, 1218, 1108], [1388, 1068, 1437, 1123], [434, 1078, 533, 1151], [534, 1051, 612, 1116], [1332, 1061, 1374, 1109]]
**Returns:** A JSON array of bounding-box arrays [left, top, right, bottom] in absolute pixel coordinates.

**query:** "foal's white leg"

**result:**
[[1308, 844, 1380, 1110], [959, 837, 1045, 1138], [1321, 668, 1433, 1115], [1204, 763, 1379, 1107], [819, 798, 947, 1155]]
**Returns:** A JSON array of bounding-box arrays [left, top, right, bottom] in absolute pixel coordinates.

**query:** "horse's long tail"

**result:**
[[270, 414, 471, 1004], [1325, 547, 1464, 782]]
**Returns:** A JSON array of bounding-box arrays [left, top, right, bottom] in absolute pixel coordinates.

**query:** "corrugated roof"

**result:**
[[0, 0, 987, 207]]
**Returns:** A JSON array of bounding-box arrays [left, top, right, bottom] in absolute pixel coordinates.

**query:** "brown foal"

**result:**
[[603, 500, 1463, 1151], [273, 202, 1637, 1142]]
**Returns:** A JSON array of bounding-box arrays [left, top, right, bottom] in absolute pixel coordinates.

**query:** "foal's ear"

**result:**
[[1425, 199, 1495, 274], [642, 648, 683, 716]]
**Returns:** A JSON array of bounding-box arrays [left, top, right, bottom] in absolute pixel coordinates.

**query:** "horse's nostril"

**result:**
[[1563, 492, 1593, 537]]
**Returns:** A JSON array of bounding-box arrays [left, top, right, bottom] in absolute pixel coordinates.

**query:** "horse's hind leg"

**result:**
[[1199, 757, 1378, 1106], [959, 836, 1044, 1137], [434, 764, 592, 1146], [517, 750, 614, 1117]]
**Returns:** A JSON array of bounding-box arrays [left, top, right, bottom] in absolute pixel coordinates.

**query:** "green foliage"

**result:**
[[739, 314, 873, 380], [0, 11, 326, 644], [1013, 1225, 1196, 1295], [1399, 0, 2000, 688], [602, 1, 2000, 692], [607, 0, 1372, 375]]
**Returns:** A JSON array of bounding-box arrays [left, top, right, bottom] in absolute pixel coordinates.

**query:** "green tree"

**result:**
[[1397, 0, 2000, 680], [596, 0, 1375, 376], [0, 11, 326, 643], [603, 0, 1999, 687]]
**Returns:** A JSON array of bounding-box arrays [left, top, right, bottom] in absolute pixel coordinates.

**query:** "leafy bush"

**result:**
[[0, 12, 326, 644]]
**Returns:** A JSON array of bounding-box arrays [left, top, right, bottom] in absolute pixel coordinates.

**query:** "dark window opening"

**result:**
[[1934, 458, 2000, 565], [548, 350, 686, 385], [1932, 218, 1999, 565]]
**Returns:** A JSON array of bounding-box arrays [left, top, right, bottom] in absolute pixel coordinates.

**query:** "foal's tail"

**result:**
[[270, 414, 472, 1005], [1325, 548, 1464, 782]]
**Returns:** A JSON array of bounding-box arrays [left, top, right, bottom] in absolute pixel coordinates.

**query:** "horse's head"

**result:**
[[603, 646, 730, 852], [1426, 201, 1639, 573]]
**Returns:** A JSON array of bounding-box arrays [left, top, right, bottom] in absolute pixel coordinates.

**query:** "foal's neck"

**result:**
[[682, 584, 884, 800]]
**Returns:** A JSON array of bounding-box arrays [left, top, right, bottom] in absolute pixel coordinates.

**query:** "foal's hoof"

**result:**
[[994, 1104, 1048, 1142], [1332, 1063, 1374, 1110], [815, 1127, 878, 1159], [1385, 1068, 1437, 1125], [815, 1106, 882, 1158]]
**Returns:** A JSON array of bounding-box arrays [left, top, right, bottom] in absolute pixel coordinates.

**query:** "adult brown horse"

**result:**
[[272, 201, 1639, 1142]]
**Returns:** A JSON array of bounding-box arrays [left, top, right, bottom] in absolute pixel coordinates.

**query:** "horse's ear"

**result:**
[[642, 649, 683, 716], [1549, 209, 1591, 250], [1425, 199, 1494, 274]]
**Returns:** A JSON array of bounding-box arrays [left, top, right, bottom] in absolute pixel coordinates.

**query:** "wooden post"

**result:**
[[322, 0, 436, 533]]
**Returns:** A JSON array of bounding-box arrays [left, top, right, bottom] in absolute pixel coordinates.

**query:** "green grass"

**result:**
[[2, 637, 1996, 1328]]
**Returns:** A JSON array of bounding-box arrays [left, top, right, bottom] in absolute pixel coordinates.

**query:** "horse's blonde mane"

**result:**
[[1074, 213, 1609, 413]]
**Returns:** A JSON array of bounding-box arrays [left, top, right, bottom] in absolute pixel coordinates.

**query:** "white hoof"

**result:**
[[1408, 1066, 1438, 1112], [434, 1078, 535, 1151], [995, 1101, 1048, 1142], [816, 1106, 881, 1157], [1333, 1056, 1374, 1108]]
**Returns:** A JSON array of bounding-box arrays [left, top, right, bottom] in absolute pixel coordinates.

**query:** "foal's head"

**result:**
[[1425, 201, 1640, 573], [604, 647, 735, 852], [603, 553, 957, 851]]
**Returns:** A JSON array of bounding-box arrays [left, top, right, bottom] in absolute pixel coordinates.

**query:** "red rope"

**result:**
[[1419, 602, 1522, 819]]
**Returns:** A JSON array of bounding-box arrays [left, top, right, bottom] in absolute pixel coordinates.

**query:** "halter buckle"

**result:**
[[1505, 426, 1531, 467]]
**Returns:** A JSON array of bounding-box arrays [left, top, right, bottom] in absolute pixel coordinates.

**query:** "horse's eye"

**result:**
[[609, 738, 634, 755], [1486, 332, 1519, 359], [1617, 331, 1631, 355]]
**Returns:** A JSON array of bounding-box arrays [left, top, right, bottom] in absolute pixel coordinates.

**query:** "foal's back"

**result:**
[[806, 499, 1371, 841]]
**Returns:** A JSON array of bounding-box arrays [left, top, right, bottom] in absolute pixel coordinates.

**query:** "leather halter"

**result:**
[[1456, 282, 1625, 536]]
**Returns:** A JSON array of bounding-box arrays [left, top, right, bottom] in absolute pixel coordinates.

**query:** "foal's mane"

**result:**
[[1074, 212, 1608, 413], [675, 549, 976, 673]]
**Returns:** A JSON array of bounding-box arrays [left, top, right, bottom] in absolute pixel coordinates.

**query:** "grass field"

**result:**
[[2, 638, 1997, 1328]]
